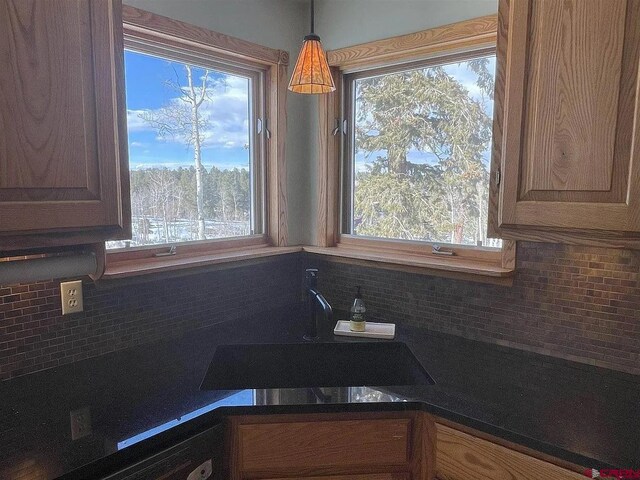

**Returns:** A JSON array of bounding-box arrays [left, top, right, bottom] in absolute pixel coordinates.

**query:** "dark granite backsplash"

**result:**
[[0, 255, 302, 380], [308, 241, 640, 375], [1, 241, 639, 380]]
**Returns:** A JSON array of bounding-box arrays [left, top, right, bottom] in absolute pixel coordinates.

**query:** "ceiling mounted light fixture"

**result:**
[[288, 0, 335, 94]]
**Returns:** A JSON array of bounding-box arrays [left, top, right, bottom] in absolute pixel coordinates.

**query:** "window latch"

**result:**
[[432, 245, 455, 256], [264, 119, 271, 139], [342, 119, 348, 135], [332, 118, 340, 136], [258, 118, 270, 138], [495, 168, 501, 187], [154, 246, 177, 257]]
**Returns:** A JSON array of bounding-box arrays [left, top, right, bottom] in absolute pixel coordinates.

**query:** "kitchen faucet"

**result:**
[[304, 268, 333, 341]]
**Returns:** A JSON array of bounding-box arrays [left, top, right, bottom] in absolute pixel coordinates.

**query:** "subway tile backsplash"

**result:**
[[1, 242, 638, 381], [0, 255, 301, 380], [310, 241, 640, 375]]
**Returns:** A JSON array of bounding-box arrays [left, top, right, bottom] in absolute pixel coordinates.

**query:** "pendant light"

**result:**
[[288, 0, 335, 94]]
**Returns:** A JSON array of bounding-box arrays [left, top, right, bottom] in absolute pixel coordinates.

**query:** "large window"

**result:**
[[108, 47, 263, 250], [105, 6, 289, 277], [343, 51, 500, 249], [314, 16, 513, 282]]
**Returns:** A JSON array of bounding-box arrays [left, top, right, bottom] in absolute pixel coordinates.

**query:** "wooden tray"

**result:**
[[333, 320, 396, 339]]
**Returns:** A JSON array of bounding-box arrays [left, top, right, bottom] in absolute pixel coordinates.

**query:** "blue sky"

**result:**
[[125, 50, 495, 173], [125, 50, 251, 171]]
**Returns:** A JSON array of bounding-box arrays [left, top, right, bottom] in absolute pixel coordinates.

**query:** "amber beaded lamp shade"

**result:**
[[288, 33, 335, 94]]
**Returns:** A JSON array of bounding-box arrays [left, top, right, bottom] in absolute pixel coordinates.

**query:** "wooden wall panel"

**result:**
[[316, 68, 342, 247], [266, 62, 289, 246]]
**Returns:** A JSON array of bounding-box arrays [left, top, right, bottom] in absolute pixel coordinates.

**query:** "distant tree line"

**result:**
[[129, 165, 250, 245]]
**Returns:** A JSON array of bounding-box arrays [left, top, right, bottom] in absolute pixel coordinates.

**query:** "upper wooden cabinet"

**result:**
[[0, 0, 130, 250], [489, 0, 640, 247]]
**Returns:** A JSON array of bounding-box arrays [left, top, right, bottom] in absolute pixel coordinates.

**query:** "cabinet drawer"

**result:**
[[238, 418, 411, 472]]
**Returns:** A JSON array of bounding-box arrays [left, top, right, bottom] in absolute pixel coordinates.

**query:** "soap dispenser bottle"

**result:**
[[349, 286, 366, 332]]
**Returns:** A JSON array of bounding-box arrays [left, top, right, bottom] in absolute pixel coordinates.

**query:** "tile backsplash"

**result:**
[[310, 241, 640, 375], [1, 242, 639, 380], [0, 255, 301, 380]]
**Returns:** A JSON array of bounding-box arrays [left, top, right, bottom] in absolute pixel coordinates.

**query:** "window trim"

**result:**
[[104, 6, 289, 278], [315, 15, 516, 284]]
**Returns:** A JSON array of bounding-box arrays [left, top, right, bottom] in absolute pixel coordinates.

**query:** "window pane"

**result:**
[[107, 50, 255, 249], [350, 55, 500, 248]]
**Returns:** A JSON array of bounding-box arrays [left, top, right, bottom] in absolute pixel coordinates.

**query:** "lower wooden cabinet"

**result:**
[[225, 411, 435, 480], [224, 412, 586, 480], [434, 423, 584, 480]]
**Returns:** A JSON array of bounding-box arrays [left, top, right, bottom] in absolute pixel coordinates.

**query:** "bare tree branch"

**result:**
[[197, 69, 210, 107]]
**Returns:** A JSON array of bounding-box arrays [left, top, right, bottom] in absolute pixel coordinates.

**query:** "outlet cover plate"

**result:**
[[61, 280, 83, 315], [70, 407, 91, 440]]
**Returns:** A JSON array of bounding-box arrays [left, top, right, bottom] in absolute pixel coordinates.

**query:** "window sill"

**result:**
[[100, 243, 513, 286], [303, 245, 514, 286], [103, 245, 302, 281]]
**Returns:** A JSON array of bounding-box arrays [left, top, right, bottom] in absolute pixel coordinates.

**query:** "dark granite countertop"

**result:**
[[0, 305, 638, 479]]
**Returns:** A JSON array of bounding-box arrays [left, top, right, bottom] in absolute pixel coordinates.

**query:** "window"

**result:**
[[314, 15, 514, 282], [108, 48, 263, 249], [104, 7, 290, 277], [343, 51, 501, 249]]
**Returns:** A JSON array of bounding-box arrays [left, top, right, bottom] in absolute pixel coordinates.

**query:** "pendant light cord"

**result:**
[[310, 0, 315, 34]]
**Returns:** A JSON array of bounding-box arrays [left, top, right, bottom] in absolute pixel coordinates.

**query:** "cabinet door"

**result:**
[[435, 424, 584, 480], [490, 0, 640, 236], [226, 412, 435, 480], [0, 0, 130, 246]]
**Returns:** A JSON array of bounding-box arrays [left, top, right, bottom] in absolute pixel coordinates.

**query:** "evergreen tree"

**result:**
[[353, 59, 495, 245]]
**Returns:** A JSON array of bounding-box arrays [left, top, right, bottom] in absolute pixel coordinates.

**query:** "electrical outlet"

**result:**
[[61, 280, 83, 315], [70, 407, 92, 440]]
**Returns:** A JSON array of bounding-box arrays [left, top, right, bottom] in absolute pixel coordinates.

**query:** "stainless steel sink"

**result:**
[[200, 341, 435, 390]]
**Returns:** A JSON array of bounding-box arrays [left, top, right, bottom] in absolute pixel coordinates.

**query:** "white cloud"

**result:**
[[127, 74, 251, 150], [199, 75, 250, 149]]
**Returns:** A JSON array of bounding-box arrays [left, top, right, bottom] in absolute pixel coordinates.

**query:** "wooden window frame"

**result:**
[[310, 15, 516, 285], [103, 6, 294, 279]]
